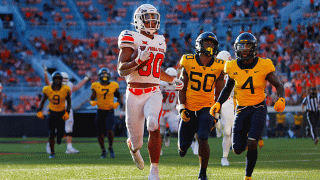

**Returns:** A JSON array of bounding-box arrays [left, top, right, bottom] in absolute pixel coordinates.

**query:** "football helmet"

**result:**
[[195, 32, 219, 56], [165, 67, 177, 77], [51, 71, 63, 86], [98, 68, 110, 83], [61, 72, 69, 85], [234, 32, 258, 62], [133, 4, 160, 35], [217, 51, 231, 61]]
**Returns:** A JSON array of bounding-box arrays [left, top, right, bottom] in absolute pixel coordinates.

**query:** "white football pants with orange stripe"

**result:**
[[125, 87, 162, 151]]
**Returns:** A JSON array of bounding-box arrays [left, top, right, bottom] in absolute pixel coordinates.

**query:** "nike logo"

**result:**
[[254, 71, 259, 73]]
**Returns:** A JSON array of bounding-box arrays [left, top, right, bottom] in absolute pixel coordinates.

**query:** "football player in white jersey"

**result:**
[[117, 4, 183, 180], [44, 67, 91, 154], [215, 51, 235, 166], [159, 67, 180, 153]]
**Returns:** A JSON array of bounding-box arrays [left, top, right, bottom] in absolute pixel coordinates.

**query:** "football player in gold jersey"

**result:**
[[210, 32, 285, 180], [90, 68, 122, 158], [37, 71, 71, 159], [177, 32, 224, 180]]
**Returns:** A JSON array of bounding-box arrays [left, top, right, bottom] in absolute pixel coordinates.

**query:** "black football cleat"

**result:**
[[198, 175, 208, 180], [49, 153, 55, 159], [179, 149, 187, 157], [101, 150, 107, 158], [108, 147, 115, 158]]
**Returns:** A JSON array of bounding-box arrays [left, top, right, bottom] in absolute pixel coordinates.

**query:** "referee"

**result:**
[[302, 87, 319, 145]]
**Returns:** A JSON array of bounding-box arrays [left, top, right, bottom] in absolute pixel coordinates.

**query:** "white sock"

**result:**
[[222, 135, 232, 158], [67, 143, 72, 149], [151, 163, 158, 168]]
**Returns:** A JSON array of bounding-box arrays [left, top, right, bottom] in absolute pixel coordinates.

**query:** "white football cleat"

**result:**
[[46, 143, 51, 154], [66, 147, 79, 154], [191, 140, 199, 155], [148, 165, 160, 180], [127, 139, 144, 170], [221, 157, 230, 166]]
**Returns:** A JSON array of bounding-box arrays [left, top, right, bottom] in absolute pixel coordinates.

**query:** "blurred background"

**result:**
[[0, 0, 318, 139]]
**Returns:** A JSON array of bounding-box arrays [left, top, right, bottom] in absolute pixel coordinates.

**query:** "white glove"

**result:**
[[85, 71, 92, 80], [135, 45, 151, 65], [172, 78, 184, 90]]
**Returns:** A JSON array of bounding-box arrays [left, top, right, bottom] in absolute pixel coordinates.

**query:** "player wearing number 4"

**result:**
[[90, 68, 122, 158], [210, 32, 285, 180], [117, 4, 183, 180], [37, 72, 71, 159], [178, 32, 225, 180]]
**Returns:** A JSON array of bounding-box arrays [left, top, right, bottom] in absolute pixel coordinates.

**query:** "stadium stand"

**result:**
[[0, 0, 319, 115]]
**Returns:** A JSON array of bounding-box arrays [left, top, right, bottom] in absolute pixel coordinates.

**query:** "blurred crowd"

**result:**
[[1, 0, 319, 113]]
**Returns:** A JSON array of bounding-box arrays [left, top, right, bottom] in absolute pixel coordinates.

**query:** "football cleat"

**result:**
[[221, 157, 230, 166], [148, 165, 160, 180], [160, 149, 163, 156], [101, 150, 107, 158], [108, 147, 115, 158], [198, 175, 208, 180], [46, 143, 51, 154], [244, 176, 252, 180], [179, 149, 187, 157], [127, 139, 144, 170], [49, 153, 55, 159], [66, 147, 79, 154]]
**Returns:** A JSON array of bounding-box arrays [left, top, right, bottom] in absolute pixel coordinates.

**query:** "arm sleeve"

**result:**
[[217, 77, 235, 105]]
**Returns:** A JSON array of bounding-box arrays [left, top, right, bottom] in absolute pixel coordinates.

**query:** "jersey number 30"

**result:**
[[138, 53, 164, 78]]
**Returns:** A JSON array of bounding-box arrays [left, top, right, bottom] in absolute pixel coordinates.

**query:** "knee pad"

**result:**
[[147, 117, 159, 132], [178, 141, 192, 152], [232, 143, 246, 154]]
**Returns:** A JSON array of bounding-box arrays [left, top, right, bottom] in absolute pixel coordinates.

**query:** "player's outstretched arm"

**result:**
[[73, 72, 91, 92], [43, 64, 50, 85]]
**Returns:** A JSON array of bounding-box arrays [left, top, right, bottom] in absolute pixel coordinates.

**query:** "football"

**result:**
[[131, 46, 146, 60], [132, 46, 148, 70]]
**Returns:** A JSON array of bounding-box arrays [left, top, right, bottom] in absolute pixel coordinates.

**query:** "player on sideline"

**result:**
[[90, 68, 122, 158], [178, 32, 225, 180], [43, 66, 91, 154], [215, 50, 235, 166], [37, 71, 71, 159], [117, 4, 184, 180], [210, 32, 285, 180]]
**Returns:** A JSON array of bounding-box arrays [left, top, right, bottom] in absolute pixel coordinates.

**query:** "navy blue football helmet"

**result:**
[[234, 32, 258, 62], [51, 71, 63, 86], [98, 68, 110, 83], [195, 32, 219, 56]]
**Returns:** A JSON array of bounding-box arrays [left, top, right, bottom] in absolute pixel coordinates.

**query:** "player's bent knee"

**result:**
[[147, 119, 159, 131], [130, 137, 143, 151]]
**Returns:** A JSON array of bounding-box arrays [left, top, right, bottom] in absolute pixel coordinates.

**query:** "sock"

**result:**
[[222, 135, 232, 158], [199, 168, 207, 177], [151, 163, 158, 168], [245, 149, 258, 177], [67, 143, 72, 149]]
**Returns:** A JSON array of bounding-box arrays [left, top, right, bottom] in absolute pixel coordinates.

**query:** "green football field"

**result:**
[[0, 137, 319, 180]]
